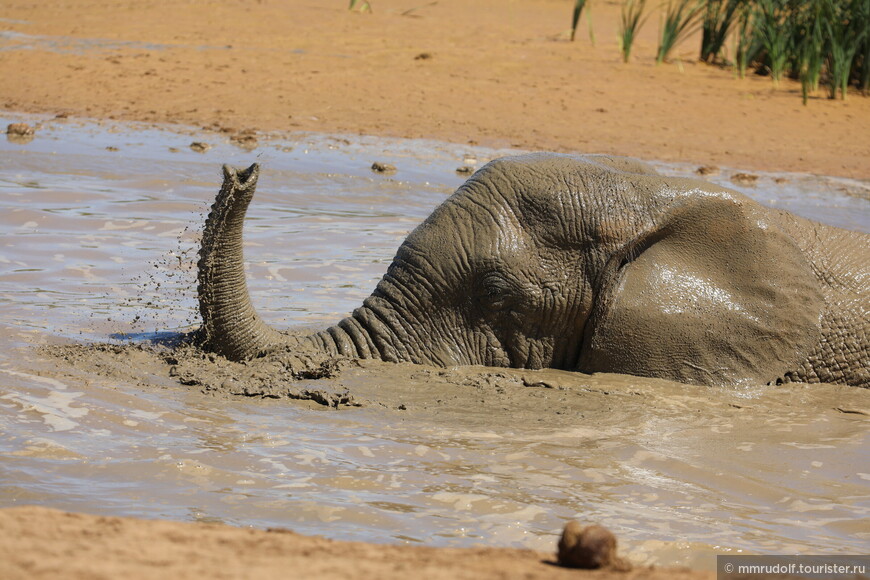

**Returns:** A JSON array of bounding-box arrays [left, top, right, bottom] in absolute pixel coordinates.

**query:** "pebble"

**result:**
[[696, 165, 720, 176], [6, 122, 34, 136], [230, 131, 258, 150], [371, 162, 396, 174], [732, 172, 759, 186]]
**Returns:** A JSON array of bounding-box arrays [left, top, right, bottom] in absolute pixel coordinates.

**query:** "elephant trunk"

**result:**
[[196, 163, 388, 363], [196, 163, 294, 360]]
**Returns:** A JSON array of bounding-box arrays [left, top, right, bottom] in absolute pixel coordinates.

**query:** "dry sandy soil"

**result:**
[[1, 0, 868, 178], [1, 1, 866, 578], [1, 506, 723, 580], [0, 501, 818, 580]]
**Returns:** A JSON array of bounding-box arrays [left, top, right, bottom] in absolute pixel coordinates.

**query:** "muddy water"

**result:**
[[1, 114, 868, 570]]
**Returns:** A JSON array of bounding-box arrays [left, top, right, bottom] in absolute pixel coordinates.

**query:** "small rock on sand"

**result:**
[[6, 122, 34, 136], [556, 521, 630, 571], [190, 141, 211, 153], [6, 122, 35, 144], [731, 172, 759, 186], [456, 165, 475, 175], [371, 162, 397, 174], [696, 165, 720, 176], [230, 131, 258, 150]]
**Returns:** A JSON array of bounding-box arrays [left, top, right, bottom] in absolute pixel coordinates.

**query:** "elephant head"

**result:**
[[196, 154, 828, 387]]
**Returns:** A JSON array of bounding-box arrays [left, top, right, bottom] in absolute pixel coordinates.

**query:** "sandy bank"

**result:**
[[1, 0, 868, 178], [0, 506, 719, 580]]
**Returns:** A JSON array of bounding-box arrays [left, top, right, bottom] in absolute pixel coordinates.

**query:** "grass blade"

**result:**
[[657, 0, 705, 64], [571, 0, 588, 41], [620, 0, 649, 63]]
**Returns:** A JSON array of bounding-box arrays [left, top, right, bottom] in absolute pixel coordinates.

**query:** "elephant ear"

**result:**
[[578, 187, 823, 386]]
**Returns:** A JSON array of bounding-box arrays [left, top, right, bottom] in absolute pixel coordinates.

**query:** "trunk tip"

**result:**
[[222, 163, 260, 188]]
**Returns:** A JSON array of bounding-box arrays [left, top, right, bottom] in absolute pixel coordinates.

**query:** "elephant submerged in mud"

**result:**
[[196, 154, 869, 388]]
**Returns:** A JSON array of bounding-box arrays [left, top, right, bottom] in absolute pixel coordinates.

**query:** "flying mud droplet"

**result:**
[[455, 165, 474, 175], [114, 223, 201, 337], [190, 142, 211, 153]]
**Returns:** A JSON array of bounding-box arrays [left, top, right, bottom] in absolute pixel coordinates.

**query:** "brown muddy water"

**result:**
[[1, 114, 868, 570]]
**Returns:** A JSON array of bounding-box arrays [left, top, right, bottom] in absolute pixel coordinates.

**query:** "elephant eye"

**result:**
[[477, 272, 517, 311]]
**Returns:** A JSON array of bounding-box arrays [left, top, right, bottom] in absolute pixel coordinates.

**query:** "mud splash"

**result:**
[[1, 114, 868, 570]]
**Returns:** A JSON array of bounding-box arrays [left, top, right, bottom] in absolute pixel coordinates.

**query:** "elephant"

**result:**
[[195, 153, 869, 388]]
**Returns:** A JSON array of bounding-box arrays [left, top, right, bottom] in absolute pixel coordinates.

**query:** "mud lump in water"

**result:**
[[557, 521, 630, 570]]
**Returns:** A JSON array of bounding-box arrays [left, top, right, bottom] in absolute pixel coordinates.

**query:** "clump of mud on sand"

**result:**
[[6, 122, 35, 144], [557, 521, 631, 571]]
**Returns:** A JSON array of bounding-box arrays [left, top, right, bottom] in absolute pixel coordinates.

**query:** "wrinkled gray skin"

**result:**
[[196, 154, 868, 387]]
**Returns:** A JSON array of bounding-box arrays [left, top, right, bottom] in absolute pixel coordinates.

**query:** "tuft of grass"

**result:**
[[586, 2, 598, 45], [861, 30, 870, 92], [846, 0, 869, 93], [570, 0, 597, 45], [571, 0, 588, 41], [733, 1, 756, 78], [563, 0, 869, 102], [859, 0, 870, 93], [794, 0, 825, 104], [700, 0, 745, 63], [349, 0, 372, 13], [753, 0, 793, 87], [657, 0, 705, 64], [619, 0, 649, 63], [824, 0, 868, 100]]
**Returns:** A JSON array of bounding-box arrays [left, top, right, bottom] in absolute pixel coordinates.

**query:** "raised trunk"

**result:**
[[196, 164, 297, 360], [196, 164, 388, 363]]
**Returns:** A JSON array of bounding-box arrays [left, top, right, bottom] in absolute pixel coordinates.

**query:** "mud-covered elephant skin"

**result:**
[[195, 154, 868, 387]]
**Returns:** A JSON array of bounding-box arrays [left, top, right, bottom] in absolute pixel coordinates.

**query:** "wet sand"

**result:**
[[1, 506, 720, 580], [1, 0, 869, 178]]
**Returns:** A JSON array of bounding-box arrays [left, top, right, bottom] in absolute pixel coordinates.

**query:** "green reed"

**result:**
[[794, 0, 825, 103], [700, 0, 744, 63], [861, 29, 870, 92], [570, 0, 868, 101], [657, 0, 705, 64], [348, 0, 372, 13], [620, 0, 649, 63], [824, 0, 868, 99], [859, 0, 870, 93], [733, 1, 755, 77], [753, 0, 792, 86], [571, 0, 588, 41]]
